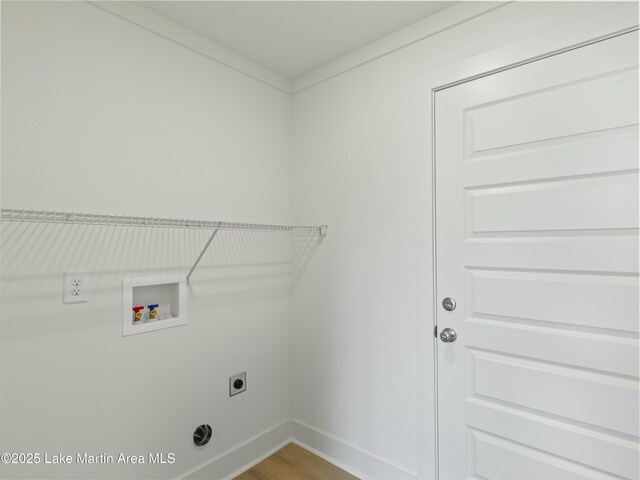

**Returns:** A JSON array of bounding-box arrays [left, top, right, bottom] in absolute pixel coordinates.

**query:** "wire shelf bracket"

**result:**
[[186, 226, 219, 285], [1, 208, 328, 285]]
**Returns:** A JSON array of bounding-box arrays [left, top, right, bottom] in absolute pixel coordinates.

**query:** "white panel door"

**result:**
[[435, 31, 639, 480]]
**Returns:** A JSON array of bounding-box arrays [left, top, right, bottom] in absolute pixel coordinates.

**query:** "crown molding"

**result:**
[[90, 1, 293, 94], [291, 2, 508, 93], [89, 1, 510, 96]]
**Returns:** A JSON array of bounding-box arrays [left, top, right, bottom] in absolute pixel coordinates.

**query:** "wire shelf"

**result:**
[[1, 208, 327, 284], [0, 208, 323, 233]]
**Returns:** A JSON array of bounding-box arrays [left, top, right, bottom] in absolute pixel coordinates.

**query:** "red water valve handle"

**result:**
[[132, 306, 144, 321]]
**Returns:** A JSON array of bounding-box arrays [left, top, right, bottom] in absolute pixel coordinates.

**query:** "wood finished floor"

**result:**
[[234, 443, 359, 480]]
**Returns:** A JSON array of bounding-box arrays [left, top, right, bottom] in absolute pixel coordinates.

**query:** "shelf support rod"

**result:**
[[186, 225, 220, 285]]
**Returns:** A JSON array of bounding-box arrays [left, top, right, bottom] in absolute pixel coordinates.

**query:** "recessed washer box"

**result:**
[[122, 274, 187, 336]]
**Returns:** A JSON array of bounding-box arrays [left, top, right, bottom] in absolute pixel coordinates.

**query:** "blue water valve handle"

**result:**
[[148, 304, 159, 319]]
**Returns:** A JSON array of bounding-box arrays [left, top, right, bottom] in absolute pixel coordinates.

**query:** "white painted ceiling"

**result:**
[[138, 1, 455, 78]]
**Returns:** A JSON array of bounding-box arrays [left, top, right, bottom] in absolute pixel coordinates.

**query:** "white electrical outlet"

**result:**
[[63, 272, 89, 304]]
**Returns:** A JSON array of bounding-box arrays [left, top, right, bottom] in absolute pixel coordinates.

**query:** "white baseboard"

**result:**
[[291, 419, 417, 480], [180, 420, 291, 480], [179, 419, 417, 480]]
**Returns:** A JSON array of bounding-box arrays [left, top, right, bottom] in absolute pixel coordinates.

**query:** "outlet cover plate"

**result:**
[[229, 372, 246, 397], [63, 272, 89, 304]]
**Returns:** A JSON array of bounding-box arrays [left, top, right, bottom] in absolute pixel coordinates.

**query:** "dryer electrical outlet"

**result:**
[[229, 372, 246, 396], [63, 272, 89, 304]]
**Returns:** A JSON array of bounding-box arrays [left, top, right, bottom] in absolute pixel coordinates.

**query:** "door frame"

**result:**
[[424, 14, 638, 480]]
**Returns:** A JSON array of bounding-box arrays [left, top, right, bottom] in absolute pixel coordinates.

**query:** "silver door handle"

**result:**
[[440, 328, 457, 343]]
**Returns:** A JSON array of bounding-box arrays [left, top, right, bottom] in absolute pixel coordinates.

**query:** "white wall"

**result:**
[[1, 2, 292, 478], [290, 2, 637, 479]]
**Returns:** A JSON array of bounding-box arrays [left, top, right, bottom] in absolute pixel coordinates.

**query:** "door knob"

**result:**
[[442, 297, 456, 311], [440, 328, 457, 343]]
